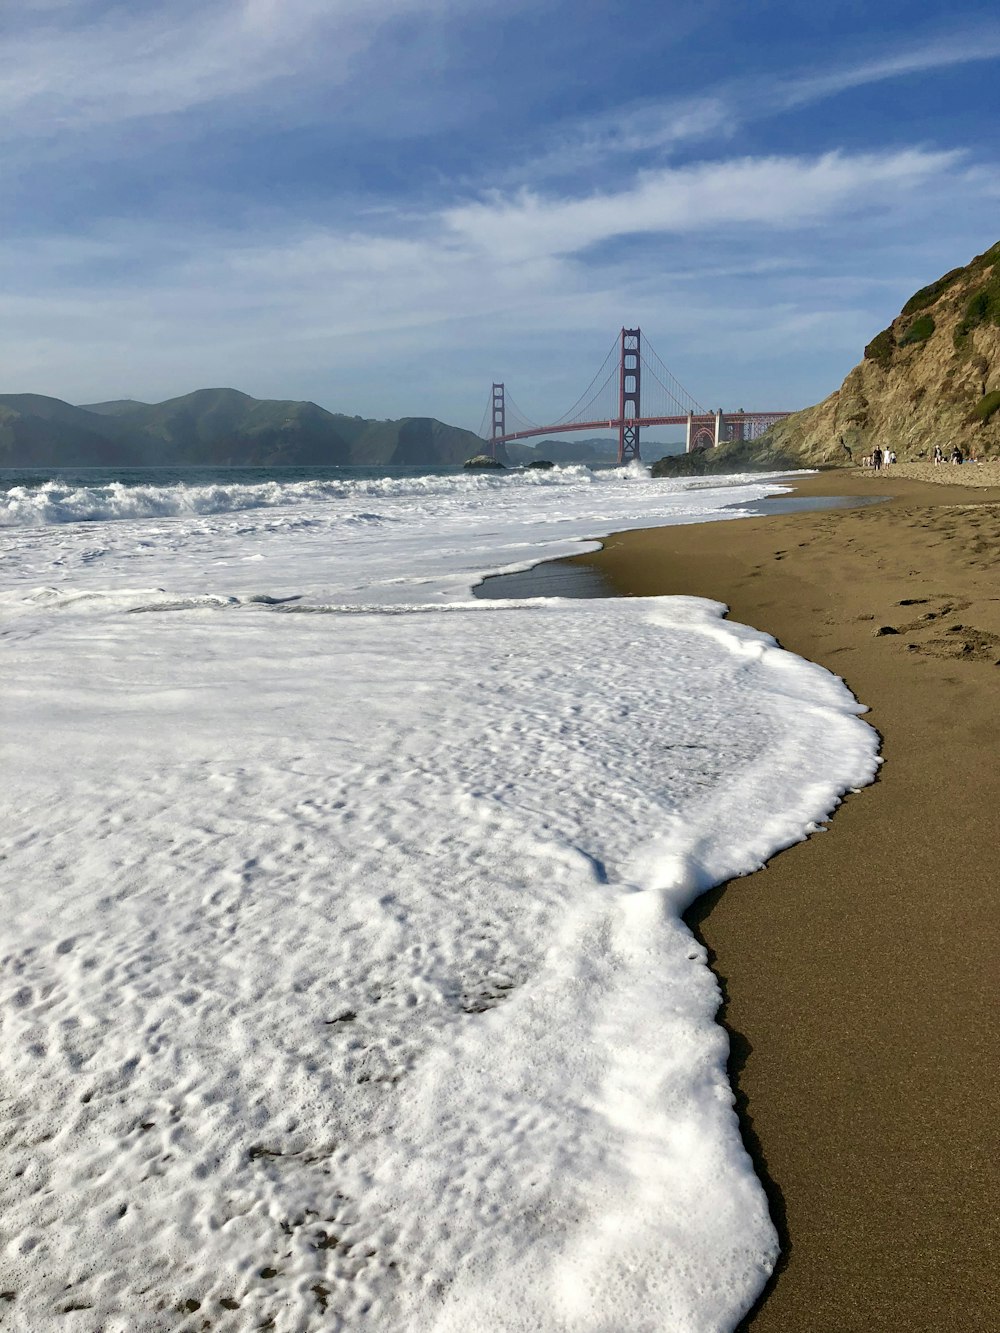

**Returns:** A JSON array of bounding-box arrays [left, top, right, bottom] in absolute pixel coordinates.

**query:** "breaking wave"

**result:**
[[0, 465, 638, 528]]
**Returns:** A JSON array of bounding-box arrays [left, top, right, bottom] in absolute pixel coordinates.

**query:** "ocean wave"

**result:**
[[0, 464, 635, 528]]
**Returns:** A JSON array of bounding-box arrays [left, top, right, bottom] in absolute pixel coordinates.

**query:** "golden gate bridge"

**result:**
[[479, 328, 791, 464]]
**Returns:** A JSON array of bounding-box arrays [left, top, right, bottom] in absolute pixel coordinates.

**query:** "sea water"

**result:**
[[0, 465, 879, 1331]]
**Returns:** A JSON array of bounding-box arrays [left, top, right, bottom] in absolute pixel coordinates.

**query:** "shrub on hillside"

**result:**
[[966, 276, 1000, 325], [969, 241, 1000, 272], [901, 268, 965, 315], [864, 328, 895, 367], [973, 390, 1000, 423], [954, 269, 1000, 349], [898, 314, 935, 346]]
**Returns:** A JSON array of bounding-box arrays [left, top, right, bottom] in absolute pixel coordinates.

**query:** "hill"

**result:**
[[651, 240, 1000, 476], [0, 394, 137, 467], [506, 437, 620, 465], [0, 388, 486, 468], [762, 240, 1000, 465], [79, 399, 154, 417], [506, 436, 686, 466]]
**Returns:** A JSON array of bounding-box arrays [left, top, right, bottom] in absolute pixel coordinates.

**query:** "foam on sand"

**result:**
[[0, 466, 878, 1330]]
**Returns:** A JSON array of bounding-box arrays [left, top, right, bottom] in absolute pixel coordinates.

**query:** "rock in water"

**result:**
[[464, 454, 506, 469]]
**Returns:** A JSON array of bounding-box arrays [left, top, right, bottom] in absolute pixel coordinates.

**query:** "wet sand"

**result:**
[[573, 469, 1000, 1331]]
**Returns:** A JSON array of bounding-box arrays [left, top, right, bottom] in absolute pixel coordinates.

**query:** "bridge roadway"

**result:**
[[496, 413, 790, 445]]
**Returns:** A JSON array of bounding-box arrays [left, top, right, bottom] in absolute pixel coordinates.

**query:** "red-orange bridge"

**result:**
[[480, 328, 792, 463]]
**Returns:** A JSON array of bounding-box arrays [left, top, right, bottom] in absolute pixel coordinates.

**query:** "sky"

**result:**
[[2, 0, 999, 434]]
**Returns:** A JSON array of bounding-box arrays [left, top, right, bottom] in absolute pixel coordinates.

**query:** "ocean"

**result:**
[[0, 464, 878, 1331]]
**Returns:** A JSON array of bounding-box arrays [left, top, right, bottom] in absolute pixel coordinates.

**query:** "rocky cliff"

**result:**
[[767, 240, 1000, 463]]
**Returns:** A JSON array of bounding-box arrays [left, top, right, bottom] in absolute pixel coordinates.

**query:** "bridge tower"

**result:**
[[490, 382, 506, 461], [618, 328, 641, 464]]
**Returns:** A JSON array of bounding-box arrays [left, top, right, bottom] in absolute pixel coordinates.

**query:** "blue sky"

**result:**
[[3, 0, 999, 433]]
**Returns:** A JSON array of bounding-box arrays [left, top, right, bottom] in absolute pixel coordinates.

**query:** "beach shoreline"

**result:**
[[573, 466, 1000, 1331], [2, 465, 856, 1327]]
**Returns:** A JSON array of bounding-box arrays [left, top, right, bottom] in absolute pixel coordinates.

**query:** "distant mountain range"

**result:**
[[507, 435, 685, 464], [0, 387, 487, 468], [506, 436, 619, 465]]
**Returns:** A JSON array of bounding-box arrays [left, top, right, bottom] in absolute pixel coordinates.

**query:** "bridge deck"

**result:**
[[496, 414, 791, 444]]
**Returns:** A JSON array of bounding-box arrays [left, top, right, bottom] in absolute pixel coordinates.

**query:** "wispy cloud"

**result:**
[[776, 29, 1000, 108], [0, 144, 985, 418], [509, 99, 735, 183], [445, 149, 965, 262], [2, 9, 998, 421], [0, 0, 491, 134], [507, 27, 1000, 188]]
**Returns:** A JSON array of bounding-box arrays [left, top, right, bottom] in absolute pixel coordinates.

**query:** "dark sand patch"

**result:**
[[473, 559, 615, 601]]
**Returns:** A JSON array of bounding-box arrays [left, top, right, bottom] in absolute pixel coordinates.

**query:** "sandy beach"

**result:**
[[574, 467, 1000, 1331]]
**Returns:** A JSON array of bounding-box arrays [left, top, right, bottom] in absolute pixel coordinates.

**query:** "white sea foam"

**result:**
[[0, 466, 878, 1330], [3, 464, 623, 528]]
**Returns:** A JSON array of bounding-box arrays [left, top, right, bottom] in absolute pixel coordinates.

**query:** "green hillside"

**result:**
[[0, 394, 135, 467], [506, 437, 620, 464], [0, 388, 486, 468], [80, 399, 154, 417]]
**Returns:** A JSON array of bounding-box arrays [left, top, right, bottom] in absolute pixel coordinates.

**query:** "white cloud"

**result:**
[[443, 149, 965, 263], [510, 98, 735, 183], [506, 28, 1000, 189], [0, 0, 487, 134], [777, 30, 1000, 108], [0, 141, 985, 422], [2, 8, 997, 424]]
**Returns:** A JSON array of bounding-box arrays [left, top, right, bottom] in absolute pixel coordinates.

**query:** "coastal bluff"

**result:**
[[768, 239, 1000, 464], [652, 239, 1000, 476]]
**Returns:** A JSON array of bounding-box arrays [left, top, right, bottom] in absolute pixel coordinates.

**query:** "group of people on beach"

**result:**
[[862, 447, 896, 470], [858, 444, 971, 468], [843, 436, 980, 468]]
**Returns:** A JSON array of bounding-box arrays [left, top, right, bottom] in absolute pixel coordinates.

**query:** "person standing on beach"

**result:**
[[872, 446, 883, 470]]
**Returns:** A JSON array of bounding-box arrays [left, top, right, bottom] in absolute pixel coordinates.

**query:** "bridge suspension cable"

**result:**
[[477, 387, 541, 441], [640, 335, 708, 417], [548, 334, 620, 428], [502, 390, 541, 435], [479, 326, 791, 463]]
